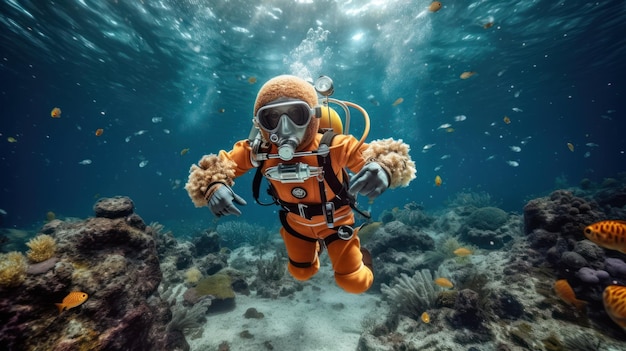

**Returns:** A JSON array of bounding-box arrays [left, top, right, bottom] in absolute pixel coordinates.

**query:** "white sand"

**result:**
[[187, 258, 382, 351]]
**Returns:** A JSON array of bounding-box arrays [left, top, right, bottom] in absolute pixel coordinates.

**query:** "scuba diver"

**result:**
[[185, 75, 416, 293]]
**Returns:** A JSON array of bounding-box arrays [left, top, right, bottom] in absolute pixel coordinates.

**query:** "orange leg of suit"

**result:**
[[279, 207, 373, 294]]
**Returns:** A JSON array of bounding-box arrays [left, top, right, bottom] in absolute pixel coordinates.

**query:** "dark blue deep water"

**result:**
[[1, 0, 625, 232]]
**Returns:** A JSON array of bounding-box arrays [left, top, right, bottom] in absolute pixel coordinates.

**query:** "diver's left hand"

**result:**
[[349, 162, 390, 200]]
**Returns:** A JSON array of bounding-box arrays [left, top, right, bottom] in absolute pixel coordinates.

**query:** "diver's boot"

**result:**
[[361, 247, 373, 273]]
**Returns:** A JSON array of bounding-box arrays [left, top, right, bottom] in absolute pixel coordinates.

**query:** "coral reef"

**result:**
[[0, 197, 187, 351], [0, 251, 27, 287], [216, 220, 272, 249], [381, 269, 439, 319], [25, 234, 56, 262], [184, 267, 202, 284]]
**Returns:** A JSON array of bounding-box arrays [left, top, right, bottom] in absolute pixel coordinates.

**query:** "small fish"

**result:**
[[151, 116, 163, 123], [392, 97, 404, 107], [95, 128, 104, 136], [180, 148, 190, 156], [51, 107, 62, 118], [453, 247, 472, 257], [367, 94, 380, 106], [55, 291, 88, 313], [567, 142, 575, 152], [454, 115, 467, 122], [440, 154, 451, 160], [485, 155, 495, 161], [219, 108, 226, 113], [247, 76, 257, 84], [7, 136, 17, 143], [584, 220, 626, 253], [429, 1, 442, 12], [520, 136, 532, 145], [434, 277, 453, 288], [437, 123, 452, 129], [422, 143, 436, 151], [554, 279, 586, 311], [509, 146, 521, 152], [421, 311, 431, 323], [78, 159, 92, 165], [139, 160, 149, 168], [506, 160, 519, 167], [446, 127, 455, 133], [603, 285, 626, 330], [460, 71, 476, 79], [434, 165, 442, 171], [434, 175, 442, 187], [512, 107, 523, 112], [163, 129, 170, 134], [503, 116, 511, 124], [134, 130, 148, 136], [584, 151, 591, 158], [483, 21, 494, 29], [125, 136, 132, 143], [586, 142, 599, 147]]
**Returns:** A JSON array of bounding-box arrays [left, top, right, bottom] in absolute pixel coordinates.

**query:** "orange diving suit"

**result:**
[[185, 75, 416, 294]]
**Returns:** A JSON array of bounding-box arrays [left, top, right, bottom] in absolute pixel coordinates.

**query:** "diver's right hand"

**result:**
[[208, 184, 247, 217]]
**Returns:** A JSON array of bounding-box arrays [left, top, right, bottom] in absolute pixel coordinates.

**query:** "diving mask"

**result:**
[[256, 100, 316, 132], [255, 100, 319, 161]]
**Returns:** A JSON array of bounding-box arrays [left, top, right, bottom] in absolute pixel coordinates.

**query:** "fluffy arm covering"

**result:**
[[185, 154, 237, 207], [362, 138, 417, 188]]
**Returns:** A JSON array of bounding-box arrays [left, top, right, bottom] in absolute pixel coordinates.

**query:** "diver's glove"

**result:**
[[349, 162, 390, 200], [207, 183, 247, 217]]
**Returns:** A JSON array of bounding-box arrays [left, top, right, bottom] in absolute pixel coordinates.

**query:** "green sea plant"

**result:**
[[195, 273, 235, 299], [381, 269, 439, 319], [256, 251, 286, 282], [423, 237, 463, 268], [446, 191, 496, 209], [167, 298, 211, 333], [216, 220, 271, 249]]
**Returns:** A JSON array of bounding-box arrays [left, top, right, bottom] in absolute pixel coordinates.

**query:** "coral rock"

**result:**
[[93, 196, 135, 219]]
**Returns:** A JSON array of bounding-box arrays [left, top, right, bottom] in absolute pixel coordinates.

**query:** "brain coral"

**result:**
[[466, 207, 508, 230], [25, 234, 56, 263]]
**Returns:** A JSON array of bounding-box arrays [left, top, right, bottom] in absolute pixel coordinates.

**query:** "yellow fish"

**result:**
[[434, 277, 454, 288], [603, 285, 626, 330], [584, 220, 626, 253], [460, 71, 476, 79], [567, 142, 574, 152], [553, 279, 586, 311], [7, 136, 17, 143], [55, 291, 88, 313], [392, 97, 404, 106], [453, 247, 472, 257], [180, 148, 190, 156], [434, 175, 442, 187], [51, 107, 62, 118], [421, 311, 431, 323]]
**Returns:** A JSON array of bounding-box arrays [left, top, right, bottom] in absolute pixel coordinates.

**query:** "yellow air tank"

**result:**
[[319, 106, 343, 134]]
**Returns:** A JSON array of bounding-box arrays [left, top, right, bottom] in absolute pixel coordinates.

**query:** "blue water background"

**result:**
[[1, 0, 625, 231]]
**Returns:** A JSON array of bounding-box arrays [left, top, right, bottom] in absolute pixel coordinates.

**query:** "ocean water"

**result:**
[[1, 0, 625, 231]]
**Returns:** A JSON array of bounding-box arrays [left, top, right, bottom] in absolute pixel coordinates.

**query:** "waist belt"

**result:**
[[277, 197, 349, 220]]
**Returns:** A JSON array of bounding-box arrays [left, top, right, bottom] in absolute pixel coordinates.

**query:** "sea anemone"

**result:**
[[25, 234, 57, 263], [0, 251, 27, 287]]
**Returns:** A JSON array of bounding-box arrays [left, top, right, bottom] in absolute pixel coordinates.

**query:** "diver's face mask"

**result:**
[[255, 100, 317, 161]]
